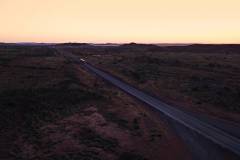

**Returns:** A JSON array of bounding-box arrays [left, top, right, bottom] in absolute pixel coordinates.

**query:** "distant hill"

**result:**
[[1, 42, 239, 54], [56, 43, 91, 47], [162, 44, 240, 53], [120, 42, 157, 48]]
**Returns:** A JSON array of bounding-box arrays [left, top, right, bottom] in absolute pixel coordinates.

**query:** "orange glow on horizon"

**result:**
[[0, 0, 240, 43]]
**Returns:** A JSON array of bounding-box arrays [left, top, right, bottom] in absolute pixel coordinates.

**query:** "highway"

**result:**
[[53, 46, 240, 156], [76, 59, 240, 156]]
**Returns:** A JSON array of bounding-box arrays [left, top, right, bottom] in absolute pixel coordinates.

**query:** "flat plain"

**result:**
[[1, 43, 240, 160]]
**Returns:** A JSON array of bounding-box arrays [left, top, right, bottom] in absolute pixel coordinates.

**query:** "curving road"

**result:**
[[78, 59, 240, 156]]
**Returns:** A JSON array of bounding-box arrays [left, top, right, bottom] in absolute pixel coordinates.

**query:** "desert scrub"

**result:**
[[186, 76, 240, 111], [0, 87, 105, 136], [47, 151, 101, 160], [101, 112, 129, 129], [76, 127, 119, 152], [119, 152, 147, 160]]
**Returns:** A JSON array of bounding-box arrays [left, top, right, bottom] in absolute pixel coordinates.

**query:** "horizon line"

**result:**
[[1, 41, 240, 45]]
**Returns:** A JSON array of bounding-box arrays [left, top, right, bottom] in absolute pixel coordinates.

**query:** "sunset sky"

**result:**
[[0, 0, 240, 43]]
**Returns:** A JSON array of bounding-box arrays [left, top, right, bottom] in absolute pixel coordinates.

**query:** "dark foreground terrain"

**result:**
[[0, 45, 191, 160], [0, 43, 239, 160]]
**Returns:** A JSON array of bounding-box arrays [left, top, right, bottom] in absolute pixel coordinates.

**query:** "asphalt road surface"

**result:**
[[54, 47, 240, 157], [78, 59, 240, 157]]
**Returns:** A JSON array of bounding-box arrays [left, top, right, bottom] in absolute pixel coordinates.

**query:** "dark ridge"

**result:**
[[59, 43, 240, 55], [161, 44, 240, 53], [0, 43, 34, 49], [120, 42, 158, 48], [105, 43, 160, 53], [1, 43, 240, 54], [56, 43, 92, 47]]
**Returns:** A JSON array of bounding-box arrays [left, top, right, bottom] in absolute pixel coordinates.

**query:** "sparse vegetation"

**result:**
[[0, 88, 104, 125], [85, 44, 240, 122], [77, 127, 119, 151], [2, 44, 239, 159], [102, 112, 129, 129], [47, 151, 101, 160], [119, 152, 147, 160]]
